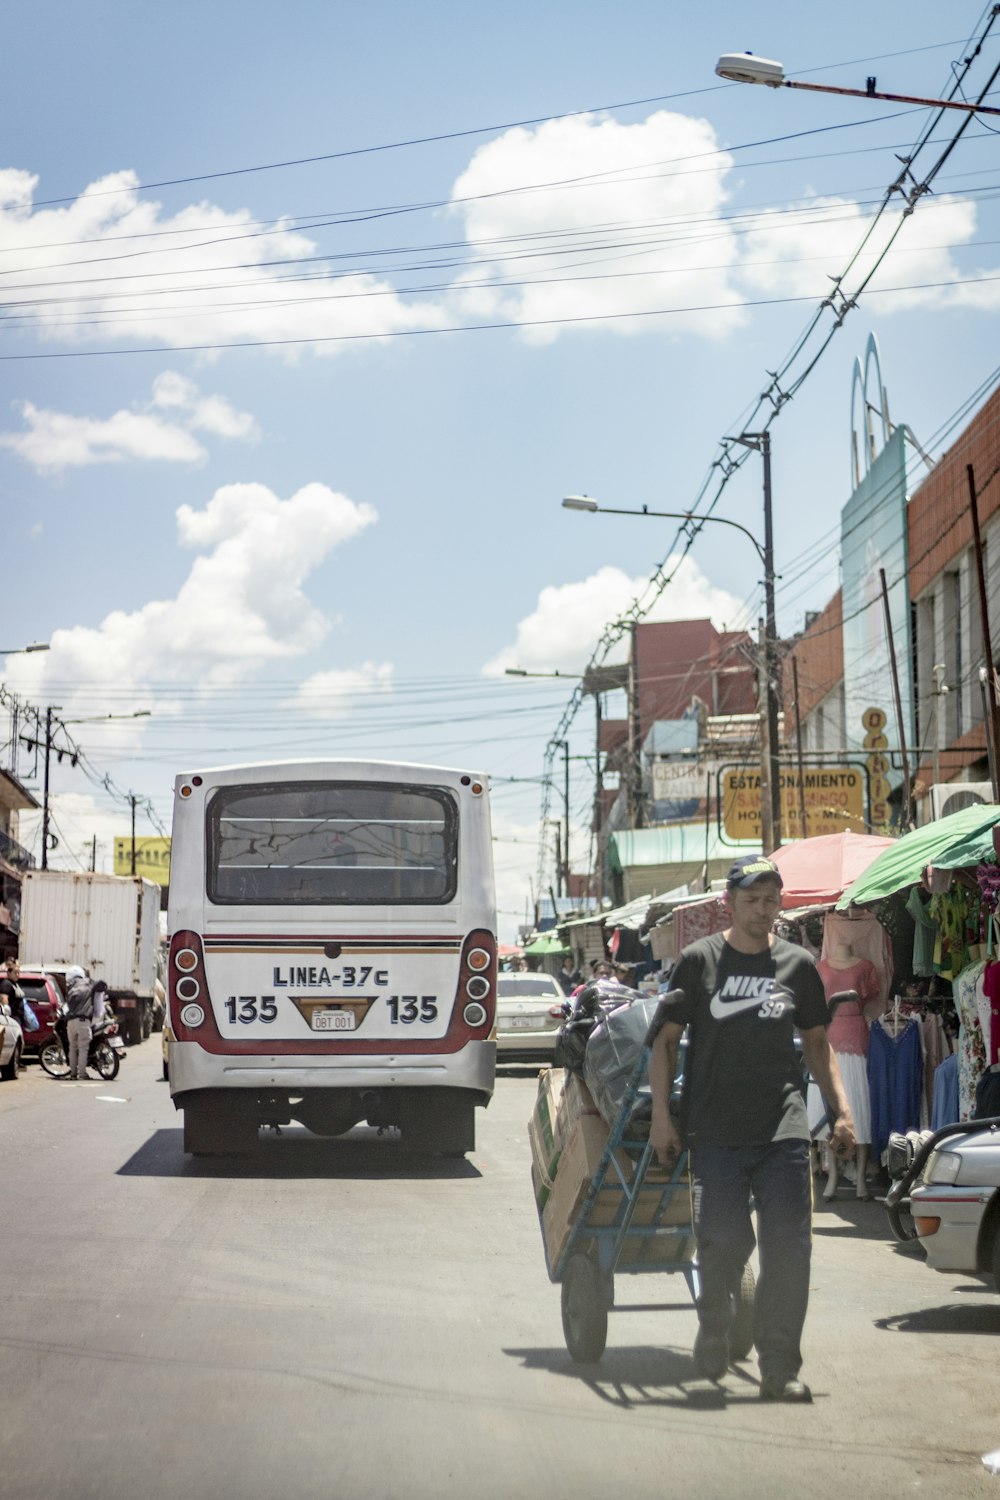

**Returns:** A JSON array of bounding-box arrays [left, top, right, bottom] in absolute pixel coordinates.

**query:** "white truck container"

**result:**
[[19, 871, 162, 1045]]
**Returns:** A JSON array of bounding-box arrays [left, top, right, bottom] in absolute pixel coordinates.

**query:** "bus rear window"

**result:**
[[207, 781, 458, 905]]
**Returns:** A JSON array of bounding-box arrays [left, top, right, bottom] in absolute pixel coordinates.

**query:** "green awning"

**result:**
[[836, 802, 1000, 909], [522, 932, 570, 956]]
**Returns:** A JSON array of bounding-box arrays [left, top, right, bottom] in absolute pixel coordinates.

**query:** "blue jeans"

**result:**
[[689, 1139, 813, 1381]]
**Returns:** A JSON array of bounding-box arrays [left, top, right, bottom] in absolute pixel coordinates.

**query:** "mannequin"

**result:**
[[816, 939, 878, 1200]]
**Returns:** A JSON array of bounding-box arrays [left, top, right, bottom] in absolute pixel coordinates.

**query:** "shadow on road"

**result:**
[[117, 1127, 482, 1181], [504, 1344, 774, 1410], [874, 1298, 1000, 1335], [812, 1197, 904, 1245]]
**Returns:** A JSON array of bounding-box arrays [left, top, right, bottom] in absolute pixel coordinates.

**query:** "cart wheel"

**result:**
[[729, 1263, 756, 1361], [561, 1253, 609, 1364]]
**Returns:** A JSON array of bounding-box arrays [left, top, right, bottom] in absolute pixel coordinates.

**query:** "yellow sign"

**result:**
[[863, 706, 892, 832], [722, 768, 866, 841], [114, 836, 172, 886]]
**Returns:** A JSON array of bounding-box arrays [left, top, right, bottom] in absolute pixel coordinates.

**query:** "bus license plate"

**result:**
[[312, 1009, 356, 1032]]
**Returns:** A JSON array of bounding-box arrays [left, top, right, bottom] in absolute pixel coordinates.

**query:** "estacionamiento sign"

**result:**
[[114, 836, 171, 886], [721, 767, 866, 841]]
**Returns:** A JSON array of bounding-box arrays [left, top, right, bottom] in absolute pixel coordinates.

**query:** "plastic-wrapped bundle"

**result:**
[[553, 980, 636, 1073], [583, 995, 662, 1129]]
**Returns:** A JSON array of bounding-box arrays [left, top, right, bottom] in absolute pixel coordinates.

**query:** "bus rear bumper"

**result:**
[[168, 1040, 496, 1100]]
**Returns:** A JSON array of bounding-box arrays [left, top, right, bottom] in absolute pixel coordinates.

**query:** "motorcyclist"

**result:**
[[64, 966, 105, 1081]]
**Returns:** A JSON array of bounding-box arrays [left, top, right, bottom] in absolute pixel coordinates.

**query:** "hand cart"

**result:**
[[539, 1012, 756, 1365]]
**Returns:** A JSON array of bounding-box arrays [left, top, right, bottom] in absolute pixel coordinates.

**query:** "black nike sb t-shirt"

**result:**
[[666, 931, 828, 1147]]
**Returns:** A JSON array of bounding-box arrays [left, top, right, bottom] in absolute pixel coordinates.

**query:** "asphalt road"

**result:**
[[1, 1045, 999, 1500]]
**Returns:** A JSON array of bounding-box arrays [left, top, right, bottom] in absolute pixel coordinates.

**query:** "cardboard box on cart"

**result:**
[[528, 1068, 600, 1207], [541, 1111, 695, 1271]]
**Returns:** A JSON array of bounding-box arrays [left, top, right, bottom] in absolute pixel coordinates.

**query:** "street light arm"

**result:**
[[561, 496, 766, 565], [715, 50, 1000, 116]]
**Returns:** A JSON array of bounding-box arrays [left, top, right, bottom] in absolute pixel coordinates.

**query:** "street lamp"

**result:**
[[562, 484, 784, 850], [715, 51, 1000, 115], [0, 642, 50, 654]]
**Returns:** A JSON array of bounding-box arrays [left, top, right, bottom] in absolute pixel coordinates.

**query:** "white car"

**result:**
[[0, 1002, 23, 1081], [887, 1117, 1000, 1288], [495, 972, 567, 1062]]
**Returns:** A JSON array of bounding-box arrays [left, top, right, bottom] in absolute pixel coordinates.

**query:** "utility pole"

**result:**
[[968, 464, 1000, 801], [39, 705, 63, 870], [731, 431, 782, 848], [879, 567, 913, 829], [129, 792, 138, 875], [757, 617, 775, 854]]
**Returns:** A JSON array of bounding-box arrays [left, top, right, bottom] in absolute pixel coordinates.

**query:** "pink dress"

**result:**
[[817, 958, 879, 1055]]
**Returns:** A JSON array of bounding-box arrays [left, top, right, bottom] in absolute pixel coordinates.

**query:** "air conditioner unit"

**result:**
[[929, 781, 995, 820]]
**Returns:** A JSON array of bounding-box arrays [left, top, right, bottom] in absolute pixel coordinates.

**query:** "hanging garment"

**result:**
[[953, 959, 988, 1122], [974, 1067, 1000, 1120], [986, 960, 1000, 1067], [821, 913, 893, 1010], [905, 886, 938, 978], [868, 1017, 924, 1161], [931, 1052, 959, 1130], [817, 958, 878, 1054], [928, 885, 980, 980]]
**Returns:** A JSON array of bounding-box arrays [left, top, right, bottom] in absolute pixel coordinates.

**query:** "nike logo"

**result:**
[[709, 979, 793, 1020]]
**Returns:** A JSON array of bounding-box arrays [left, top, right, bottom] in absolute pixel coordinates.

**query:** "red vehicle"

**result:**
[[14, 971, 64, 1055]]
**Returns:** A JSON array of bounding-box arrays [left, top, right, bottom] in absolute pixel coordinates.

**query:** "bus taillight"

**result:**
[[454, 929, 496, 1038], [169, 931, 213, 1035]]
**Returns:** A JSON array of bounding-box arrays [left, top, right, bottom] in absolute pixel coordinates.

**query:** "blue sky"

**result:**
[[3, 1, 1000, 936]]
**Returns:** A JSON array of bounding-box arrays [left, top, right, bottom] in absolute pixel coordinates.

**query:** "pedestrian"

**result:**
[[649, 854, 855, 1404], [556, 955, 581, 996], [0, 957, 27, 1032], [64, 965, 104, 1080]]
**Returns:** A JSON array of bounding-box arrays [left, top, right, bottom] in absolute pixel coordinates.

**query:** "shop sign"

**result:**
[[114, 835, 171, 887], [863, 706, 892, 833], [651, 759, 714, 802], [720, 767, 865, 840]]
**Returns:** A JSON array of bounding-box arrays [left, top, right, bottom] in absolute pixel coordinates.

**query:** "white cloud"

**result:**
[[447, 110, 747, 344], [1, 479, 379, 713], [0, 372, 258, 473], [735, 193, 979, 309], [149, 371, 258, 439], [18, 791, 136, 873], [0, 168, 446, 352], [285, 663, 394, 719], [482, 560, 746, 676], [0, 399, 207, 471]]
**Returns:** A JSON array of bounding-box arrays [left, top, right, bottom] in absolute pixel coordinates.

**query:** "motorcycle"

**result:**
[[38, 1006, 125, 1081]]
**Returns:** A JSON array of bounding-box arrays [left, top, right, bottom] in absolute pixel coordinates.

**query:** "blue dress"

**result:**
[[867, 1018, 924, 1159]]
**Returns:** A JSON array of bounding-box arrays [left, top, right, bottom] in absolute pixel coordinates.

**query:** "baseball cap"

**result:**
[[726, 854, 783, 889]]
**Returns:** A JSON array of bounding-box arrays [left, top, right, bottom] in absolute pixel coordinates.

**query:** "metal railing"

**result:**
[[0, 828, 35, 871]]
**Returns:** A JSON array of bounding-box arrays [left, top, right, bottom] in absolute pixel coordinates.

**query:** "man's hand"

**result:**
[[650, 1112, 682, 1167], [829, 1112, 856, 1158]]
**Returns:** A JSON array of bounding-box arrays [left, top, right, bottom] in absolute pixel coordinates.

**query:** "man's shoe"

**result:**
[[759, 1376, 812, 1403], [693, 1327, 730, 1381]]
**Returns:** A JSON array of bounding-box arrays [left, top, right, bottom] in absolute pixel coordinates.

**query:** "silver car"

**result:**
[[495, 972, 567, 1063], [887, 1117, 1000, 1288], [0, 1002, 23, 1081]]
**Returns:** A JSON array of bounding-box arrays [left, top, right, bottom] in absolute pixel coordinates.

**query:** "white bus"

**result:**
[[166, 760, 497, 1156]]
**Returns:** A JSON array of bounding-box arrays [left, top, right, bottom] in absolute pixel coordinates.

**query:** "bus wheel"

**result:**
[[183, 1097, 258, 1156]]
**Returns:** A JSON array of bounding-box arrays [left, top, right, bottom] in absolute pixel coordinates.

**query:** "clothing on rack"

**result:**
[[973, 1066, 1000, 1120], [820, 913, 892, 1011], [982, 959, 1000, 1068], [928, 885, 980, 980], [816, 959, 878, 1055], [867, 1013, 924, 1161], [905, 886, 937, 978], [952, 959, 988, 1122], [931, 1052, 959, 1130]]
